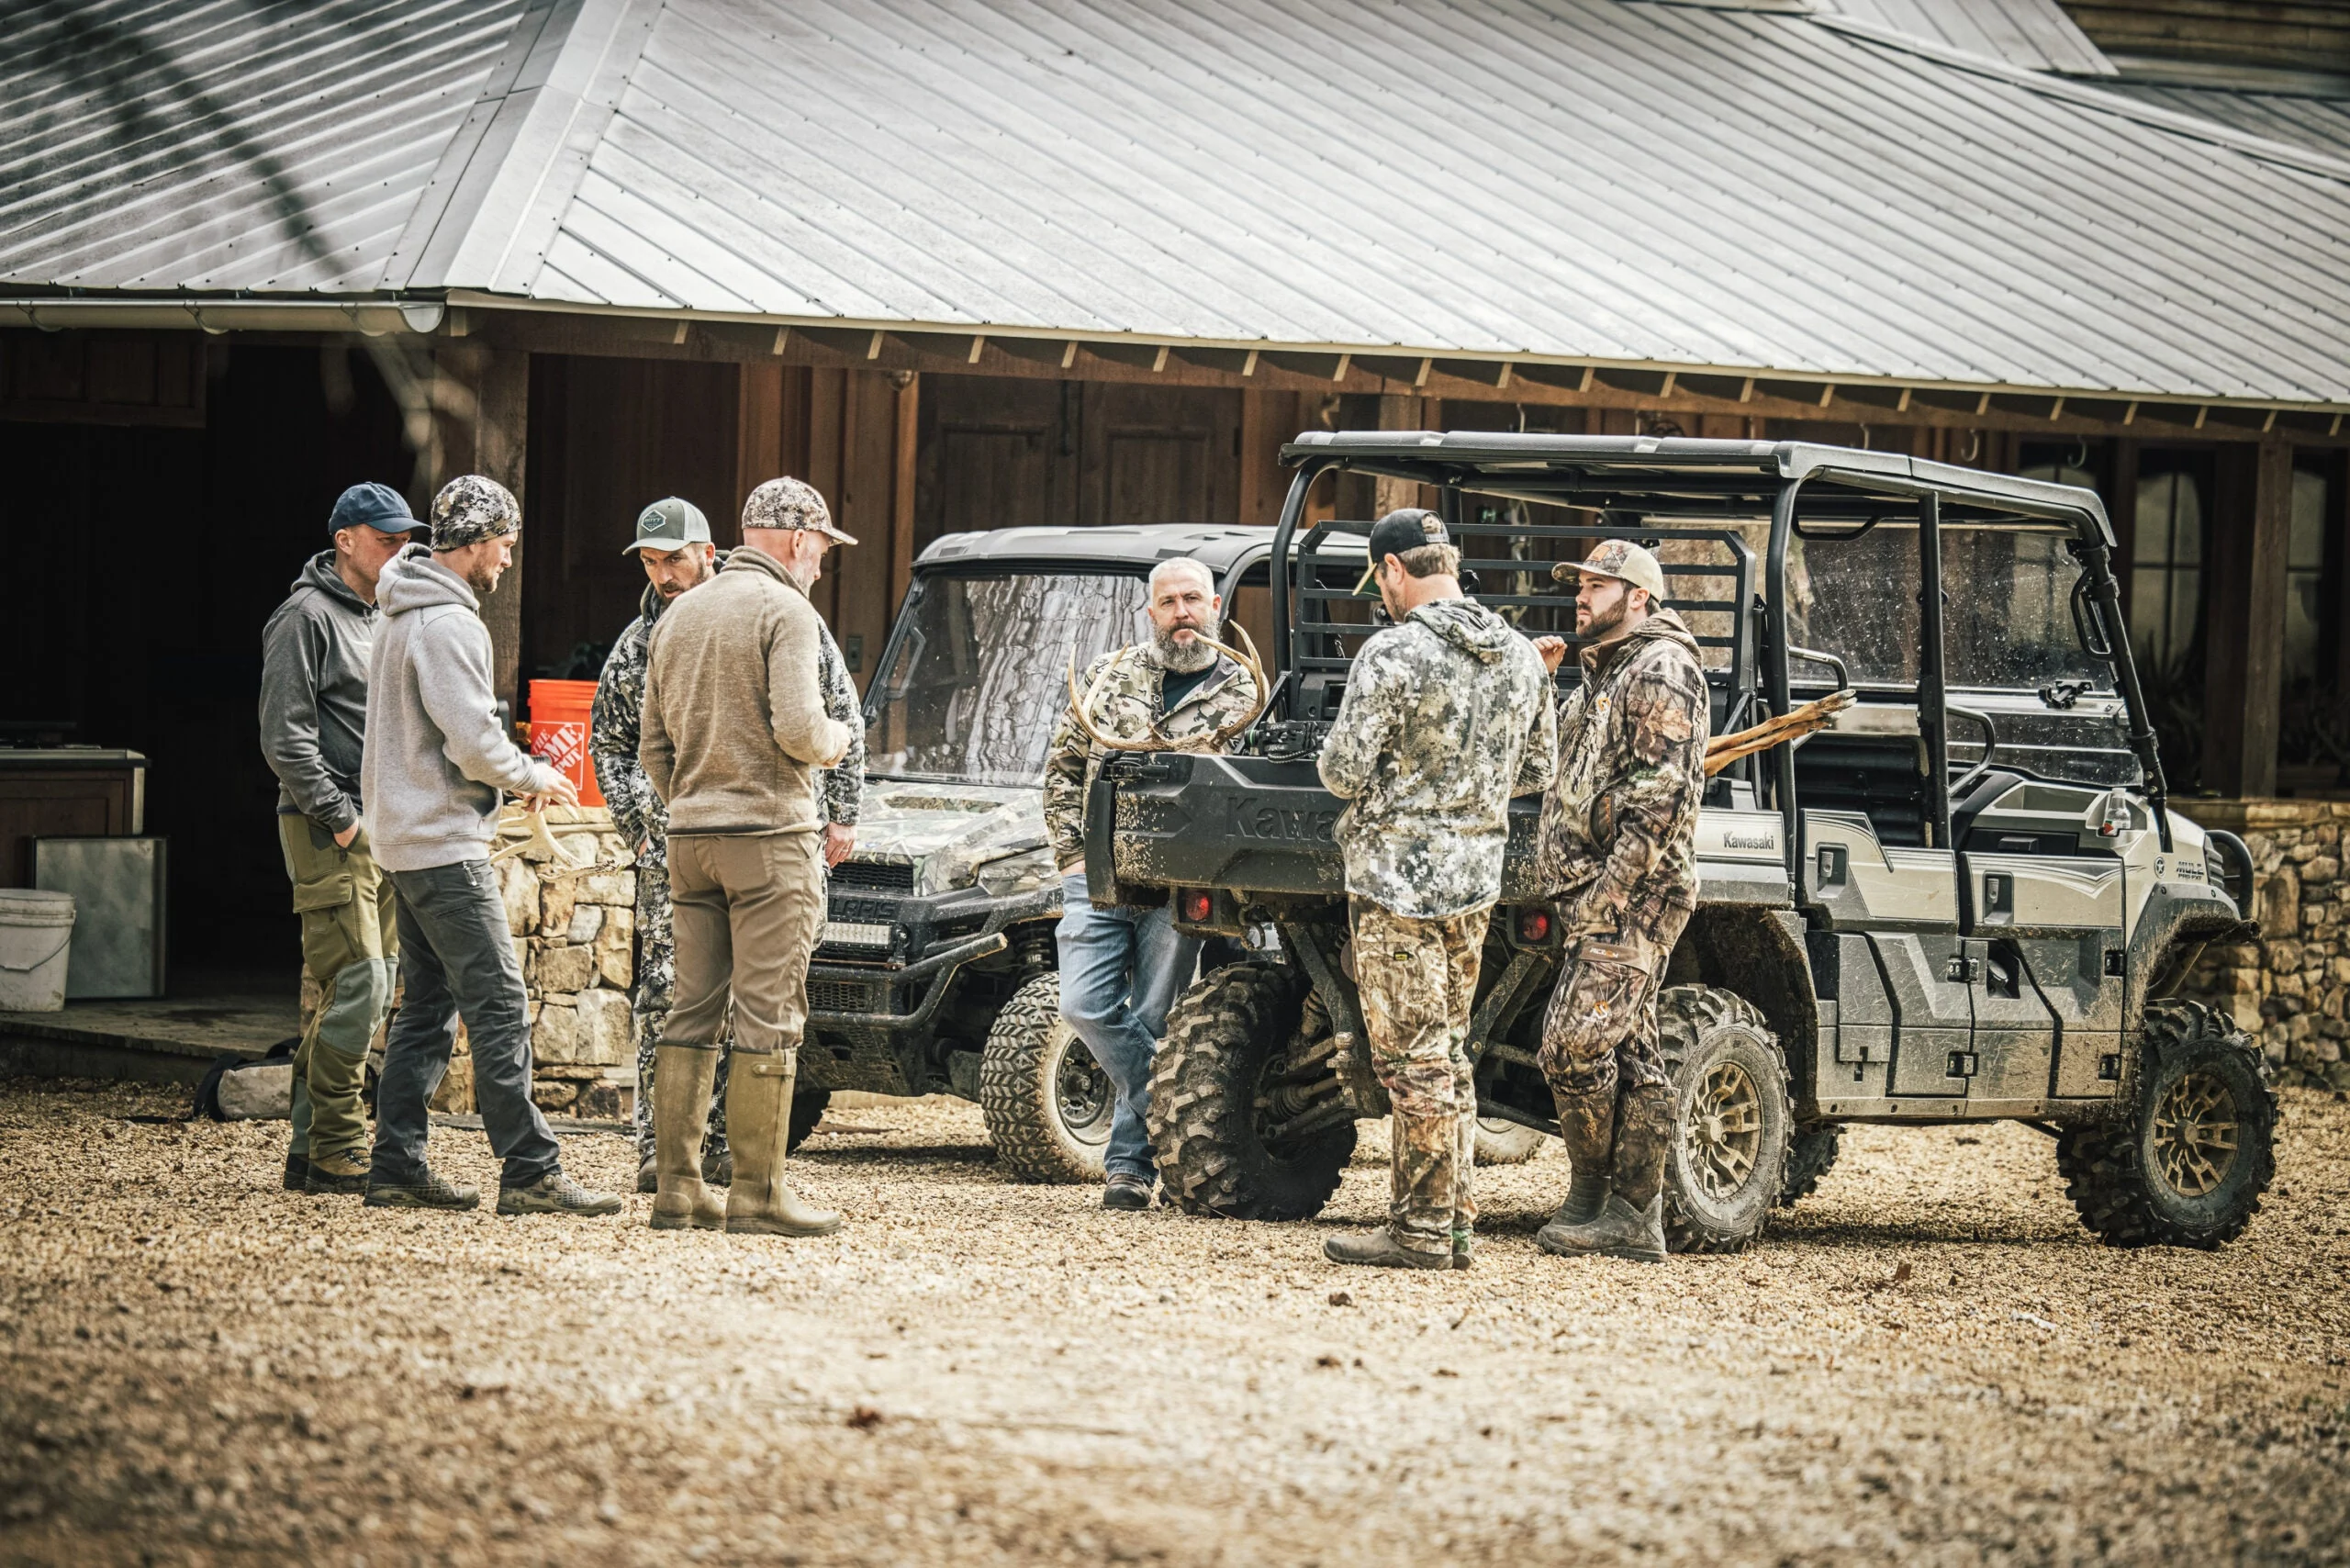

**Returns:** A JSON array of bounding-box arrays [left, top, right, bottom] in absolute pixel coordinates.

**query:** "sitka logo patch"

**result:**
[[1228, 801, 1338, 843]]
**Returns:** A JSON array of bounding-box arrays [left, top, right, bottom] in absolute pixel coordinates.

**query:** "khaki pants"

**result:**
[[1351, 900, 1490, 1258], [278, 815, 397, 1164], [663, 833, 823, 1063]]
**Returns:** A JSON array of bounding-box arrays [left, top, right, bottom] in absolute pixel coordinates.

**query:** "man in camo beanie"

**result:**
[[430, 474, 520, 551]]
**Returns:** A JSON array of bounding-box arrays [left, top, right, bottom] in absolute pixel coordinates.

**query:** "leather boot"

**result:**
[[650, 1046, 725, 1231], [1325, 1226, 1450, 1269], [1544, 1085, 1616, 1232], [724, 1051, 841, 1238]]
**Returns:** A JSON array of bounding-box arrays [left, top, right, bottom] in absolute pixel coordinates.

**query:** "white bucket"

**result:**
[[0, 889, 76, 1012]]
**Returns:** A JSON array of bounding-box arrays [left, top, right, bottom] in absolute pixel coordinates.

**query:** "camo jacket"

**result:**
[[593, 572, 863, 866], [1042, 644, 1259, 868], [1317, 598, 1557, 921], [1533, 607, 1709, 939]]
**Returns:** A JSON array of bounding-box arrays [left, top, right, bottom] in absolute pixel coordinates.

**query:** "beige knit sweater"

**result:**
[[640, 547, 851, 835]]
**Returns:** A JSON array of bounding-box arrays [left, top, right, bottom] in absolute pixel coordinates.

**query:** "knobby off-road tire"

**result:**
[[1777, 1123, 1843, 1206], [1148, 961, 1357, 1220], [1659, 985, 1792, 1254], [2056, 1001, 2276, 1249], [1472, 1117, 1547, 1166], [788, 1090, 830, 1153], [979, 971, 1114, 1183]]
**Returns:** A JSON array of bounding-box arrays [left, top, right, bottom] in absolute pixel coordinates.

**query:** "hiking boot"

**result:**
[[1451, 1228, 1475, 1271], [364, 1171, 481, 1211], [1324, 1226, 1451, 1270], [304, 1149, 370, 1195], [283, 1150, 310, 1192], [1537, 1193, 1665, 1263], [723, 1052, 840, 1238], [652, 1046, 725, 1232], [498, 1171, 624, 1217], [636, 1154, 657, 1194], [1102, 1174, 1154, 1211], [701, 1145, 733, 1187]]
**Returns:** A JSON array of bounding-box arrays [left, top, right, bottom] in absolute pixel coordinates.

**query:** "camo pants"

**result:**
[[1351, 900, 1489, 1259], [1536, 913, 1688, 1205], [631, 848, 727, 1161]]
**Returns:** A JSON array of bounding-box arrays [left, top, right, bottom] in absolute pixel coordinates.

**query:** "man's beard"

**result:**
[[1149, 621, 1218, 673], [464, 561, 502, 596], [1579, 596, 1629, 642]]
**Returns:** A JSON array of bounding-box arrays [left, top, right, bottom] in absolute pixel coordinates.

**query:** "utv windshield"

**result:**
[[865, 570, 1153, 787]]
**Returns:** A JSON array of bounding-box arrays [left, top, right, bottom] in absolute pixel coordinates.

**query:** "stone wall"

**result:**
[[2176, 800, 2350, 1091]]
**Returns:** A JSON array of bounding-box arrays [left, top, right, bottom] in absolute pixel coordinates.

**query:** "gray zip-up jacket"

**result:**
[[362, 545, 560, 873], [259, 551, 376, 834]]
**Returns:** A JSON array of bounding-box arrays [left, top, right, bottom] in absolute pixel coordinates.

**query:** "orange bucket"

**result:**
[[528, 678, 604, 806]]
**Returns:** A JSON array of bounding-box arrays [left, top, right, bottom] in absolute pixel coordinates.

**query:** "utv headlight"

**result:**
[[974, 846, 1057, 899]]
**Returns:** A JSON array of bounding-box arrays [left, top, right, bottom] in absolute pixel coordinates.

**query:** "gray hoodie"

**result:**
[[362, 545, 559, 873], [1317, 596, 1558, 920], [259, 551, 376, 834]]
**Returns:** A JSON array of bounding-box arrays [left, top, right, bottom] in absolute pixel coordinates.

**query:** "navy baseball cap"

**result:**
[[1353, 508, 1449, 596], [328, 482, 416, 538]]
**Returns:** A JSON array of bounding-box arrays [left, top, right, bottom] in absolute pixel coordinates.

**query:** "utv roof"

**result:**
[[1283, 431, 2115, 546], [917, 524, 1279, 575]]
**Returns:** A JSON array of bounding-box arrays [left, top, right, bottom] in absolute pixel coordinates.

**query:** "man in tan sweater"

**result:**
[[640, 477, 855, 1237]]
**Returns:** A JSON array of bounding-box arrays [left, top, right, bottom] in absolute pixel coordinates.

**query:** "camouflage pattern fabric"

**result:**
[[1041, 643, 1259, 868], [813, 617, 864, 830], [628, 863, 727, 1159], [429, 475, 520, 551], [1317, 598, 1556, 921], [1353, 901, 1490, 1258], [1533, 607, 1709, 939], [1534, 921, 1684, 1103], [743, 476, 857, 543]]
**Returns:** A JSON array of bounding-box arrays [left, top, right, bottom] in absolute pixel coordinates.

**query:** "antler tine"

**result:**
[[1064, 624, 1274, 756], [1067, 650, 1134, 753], [1200, 622, 1271, 749]]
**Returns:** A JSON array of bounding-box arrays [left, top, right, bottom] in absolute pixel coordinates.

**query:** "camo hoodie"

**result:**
[[1318, 597, 1557, 920], [1042, 643, 1258, 868], [1533, 607, 1709, 937]]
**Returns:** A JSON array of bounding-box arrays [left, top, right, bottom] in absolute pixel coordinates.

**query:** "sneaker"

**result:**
[[364, 1170, 481, 1211], [497, 1171, 624, 1217], [1324, 1226, 1451, 1270], [1102, 1175, 1155, 1211], [283, 1151, 310, 1192], [304, 1149, 370, 1195]]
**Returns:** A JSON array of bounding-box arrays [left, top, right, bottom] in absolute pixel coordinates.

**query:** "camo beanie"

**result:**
[[430, 475, 520, 551]]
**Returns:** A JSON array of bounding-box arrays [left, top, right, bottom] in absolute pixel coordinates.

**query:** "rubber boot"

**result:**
[[723, 1051, 841, 1238], [1542, 1085, 1615, 1235], [1538, 1084, 1673, 1260], [649, 1046, 725, 1231]]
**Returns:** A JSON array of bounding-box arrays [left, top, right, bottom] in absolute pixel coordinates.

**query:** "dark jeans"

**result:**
[[372, 859, 563, 1189]]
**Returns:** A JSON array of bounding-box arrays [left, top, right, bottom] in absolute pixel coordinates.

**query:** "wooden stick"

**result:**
[[1703, 690, 1856, 777]]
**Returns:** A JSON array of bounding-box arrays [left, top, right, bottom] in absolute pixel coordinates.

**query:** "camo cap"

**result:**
[[742, 476, 857, 544], [430, 475, 520, 551], [1551, 538, 1665, 601]]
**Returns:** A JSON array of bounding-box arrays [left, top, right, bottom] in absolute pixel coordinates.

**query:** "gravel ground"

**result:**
[[4, 1078, 2347, 1567]]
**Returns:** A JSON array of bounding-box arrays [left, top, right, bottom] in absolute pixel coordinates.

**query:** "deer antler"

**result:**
[[1066, 623, 1270, 755], [1703, 689, 1856, 776]]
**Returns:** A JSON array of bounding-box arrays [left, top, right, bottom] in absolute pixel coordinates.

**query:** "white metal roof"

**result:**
[[1818, 0, 2112, 75], [6, 0, 2350, 409]]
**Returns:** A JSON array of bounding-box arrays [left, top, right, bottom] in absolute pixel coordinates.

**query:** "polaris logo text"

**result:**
[[1229, 801, 1338, 843]]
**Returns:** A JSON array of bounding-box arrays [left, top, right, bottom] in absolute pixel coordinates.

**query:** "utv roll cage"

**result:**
[[1262, 431, 2170, 859]]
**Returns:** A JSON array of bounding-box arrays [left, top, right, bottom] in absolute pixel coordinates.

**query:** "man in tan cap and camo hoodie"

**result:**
[[639, 477, 856, 1237], [1527, 540, 1709, 1264]]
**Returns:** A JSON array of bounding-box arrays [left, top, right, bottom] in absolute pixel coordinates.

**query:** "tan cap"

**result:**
[[1552, 538, 1664, 601]]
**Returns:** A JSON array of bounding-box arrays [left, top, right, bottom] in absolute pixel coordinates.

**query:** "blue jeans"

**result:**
[[372, 859, 564, 1190], [1055, 871, 1200, 1182]]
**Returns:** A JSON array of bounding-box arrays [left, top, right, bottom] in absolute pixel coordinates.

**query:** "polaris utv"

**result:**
[[803, 525, 1557, 1181], [1097, 432, 2274, 1251]]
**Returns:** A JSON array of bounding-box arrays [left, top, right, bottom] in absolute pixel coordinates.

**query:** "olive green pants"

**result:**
[[278, 815, 398, 1164]]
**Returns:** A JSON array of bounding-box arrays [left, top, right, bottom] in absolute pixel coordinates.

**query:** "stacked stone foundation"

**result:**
[[2176, 801, 2350, 1091]]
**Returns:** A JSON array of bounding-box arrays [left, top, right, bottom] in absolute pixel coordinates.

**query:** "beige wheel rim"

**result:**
[[1686, 1059, 1763, 1201], [2152, 1070, 2238, 1198]]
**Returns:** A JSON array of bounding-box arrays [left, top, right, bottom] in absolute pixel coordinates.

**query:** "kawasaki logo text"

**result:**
[[1229, 801, 1338, 843]]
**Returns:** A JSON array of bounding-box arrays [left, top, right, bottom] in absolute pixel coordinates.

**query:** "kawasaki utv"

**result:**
[[803, 523, 1546, 1182], [1096, 432, 2274, 1251]]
